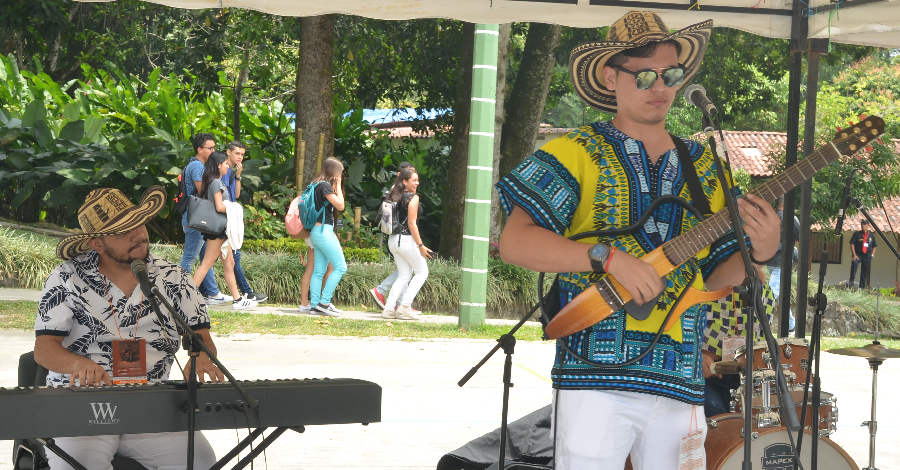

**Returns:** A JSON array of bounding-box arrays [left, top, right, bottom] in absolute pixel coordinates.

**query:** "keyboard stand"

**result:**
[[210, 426, 305, 470], [36, 438, 87, 470]]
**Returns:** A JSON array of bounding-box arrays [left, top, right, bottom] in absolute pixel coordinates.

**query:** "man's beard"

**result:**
[[101, 239, 149, 264]]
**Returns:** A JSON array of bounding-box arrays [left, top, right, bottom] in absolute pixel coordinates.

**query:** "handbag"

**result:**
[[186, 194, 227, 235]]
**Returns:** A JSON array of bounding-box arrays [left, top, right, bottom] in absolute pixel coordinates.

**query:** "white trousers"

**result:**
[[47, 432, 216, 470], [552, 389, 707, 470], [385, 234, 429, 308]]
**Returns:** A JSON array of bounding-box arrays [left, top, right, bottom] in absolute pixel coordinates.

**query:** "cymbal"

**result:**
[[827, 342, 900, 359]]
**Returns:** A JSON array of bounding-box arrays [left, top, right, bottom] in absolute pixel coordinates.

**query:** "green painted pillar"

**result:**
[[459, 24, 499, 329]]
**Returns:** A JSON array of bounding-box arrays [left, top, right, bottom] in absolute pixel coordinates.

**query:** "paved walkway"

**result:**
[[2, 289, 898, 469], [0, 288, 536, 326]]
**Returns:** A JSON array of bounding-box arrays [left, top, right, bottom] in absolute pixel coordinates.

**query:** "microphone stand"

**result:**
[[702, 114, 802, 470], [457, 302, 541, 469], [145, 285, 259, 470]]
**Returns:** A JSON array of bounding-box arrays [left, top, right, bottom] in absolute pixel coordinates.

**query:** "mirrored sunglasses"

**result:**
[[613, 65, 686, 90]]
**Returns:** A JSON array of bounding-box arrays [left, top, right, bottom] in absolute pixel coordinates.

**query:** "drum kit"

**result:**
[[705, 337, 900, 470]]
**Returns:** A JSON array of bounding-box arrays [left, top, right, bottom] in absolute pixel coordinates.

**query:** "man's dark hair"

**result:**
[[227, 140, 247, 151], [861, 219, 870, 225], [192, 133, 216, 153], [607, 40, 682, 69], [399, 161, 415, 171]]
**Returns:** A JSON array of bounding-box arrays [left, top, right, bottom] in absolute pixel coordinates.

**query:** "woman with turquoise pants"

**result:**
[[308, 157, 347, 316]]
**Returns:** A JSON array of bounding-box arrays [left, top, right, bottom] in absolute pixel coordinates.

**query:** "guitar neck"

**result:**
[[661, 142, 841, 266]]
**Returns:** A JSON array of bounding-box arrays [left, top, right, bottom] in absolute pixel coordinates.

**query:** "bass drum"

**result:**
[[706, 413, 858, 470]]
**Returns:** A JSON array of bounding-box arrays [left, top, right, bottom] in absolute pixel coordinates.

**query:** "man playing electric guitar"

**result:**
[[496, 11, 782, 469]]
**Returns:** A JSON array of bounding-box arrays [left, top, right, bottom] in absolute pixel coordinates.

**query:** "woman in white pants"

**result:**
[[383, 169, 433, 320]]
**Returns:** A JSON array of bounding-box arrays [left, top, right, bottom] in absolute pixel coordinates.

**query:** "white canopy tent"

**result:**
[[78, 0, 900, 331], [79, 0, 900, 47]]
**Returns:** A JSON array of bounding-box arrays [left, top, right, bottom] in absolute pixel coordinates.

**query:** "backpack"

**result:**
[[285, 196, 303, 236], [377, 194, 409, 236], [173, 158, 199, 215], [173, 167, 190, 214], [297, 182, 327, 229]]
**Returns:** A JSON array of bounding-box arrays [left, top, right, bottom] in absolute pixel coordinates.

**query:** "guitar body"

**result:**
[[543, 246, 731, 339], [542, 116, 885, 341]]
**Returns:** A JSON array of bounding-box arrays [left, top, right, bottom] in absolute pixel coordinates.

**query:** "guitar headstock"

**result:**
[[833, 115, 886, 156]]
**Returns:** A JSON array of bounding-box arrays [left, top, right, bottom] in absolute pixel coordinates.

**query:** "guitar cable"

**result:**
[[538, 195, 708, 369]]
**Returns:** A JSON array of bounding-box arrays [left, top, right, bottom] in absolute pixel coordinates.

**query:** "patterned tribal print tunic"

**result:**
[[496, 121, 750, 405], [35, 251, 209, 387], [703, 282, 777, 358]]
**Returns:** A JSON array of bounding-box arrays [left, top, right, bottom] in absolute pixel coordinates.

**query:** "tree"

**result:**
[[438, 22, 476, 261], [295, 15, 335, 185], [766, 55, 900, 228], [498, 24, 562, 179]]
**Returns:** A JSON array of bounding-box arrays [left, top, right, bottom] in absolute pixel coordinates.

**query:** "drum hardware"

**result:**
[[827, 286, 900, 470], [784, 343, 793, 358]]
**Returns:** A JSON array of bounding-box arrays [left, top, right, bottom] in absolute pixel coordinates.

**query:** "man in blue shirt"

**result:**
[[218, 140, 267, 303], [178, 133, 230, 304]]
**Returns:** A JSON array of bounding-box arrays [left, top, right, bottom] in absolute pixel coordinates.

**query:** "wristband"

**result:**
[[604, 247, 616, 272], [235, 176, 241, 181], [417, 243, 424, 247], [749, 249, 776, 265]]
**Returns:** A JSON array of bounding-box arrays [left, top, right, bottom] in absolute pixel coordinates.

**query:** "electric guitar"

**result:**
[[543, 115, 887, 340]]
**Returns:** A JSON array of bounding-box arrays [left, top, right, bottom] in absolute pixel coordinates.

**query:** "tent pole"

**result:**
[[780, 3, 808, 337], [796, 39, 829, 338], [459, 24, 499, 329]]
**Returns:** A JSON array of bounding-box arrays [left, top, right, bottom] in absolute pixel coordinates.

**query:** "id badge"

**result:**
[[723, 336, 744, 361], [679, 431, 704, 470], [679, 406, 704, 470], [112, 339, 148, 384]]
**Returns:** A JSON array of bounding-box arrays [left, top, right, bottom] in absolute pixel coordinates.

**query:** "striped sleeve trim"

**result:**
[[495, 150, 580, 236]]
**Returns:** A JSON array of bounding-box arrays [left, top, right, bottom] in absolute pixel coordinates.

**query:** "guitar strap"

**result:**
[[669, 133, 713, 218]]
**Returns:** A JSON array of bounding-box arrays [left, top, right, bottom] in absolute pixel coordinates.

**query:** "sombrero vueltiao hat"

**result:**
[[57, 186, 167, 260], [570, 11, 713, 113]]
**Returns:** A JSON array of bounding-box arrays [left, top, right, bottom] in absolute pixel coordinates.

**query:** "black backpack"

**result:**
[[173, 158, 197, 214]]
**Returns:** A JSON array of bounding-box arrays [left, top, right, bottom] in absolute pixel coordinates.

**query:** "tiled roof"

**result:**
[[692, 131, 789, 177]]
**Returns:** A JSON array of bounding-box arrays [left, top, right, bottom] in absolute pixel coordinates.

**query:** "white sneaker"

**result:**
[[395, 305, 420, 320], [312, 303, 341, 317], [382, 309, 397, 319], [328, 303, 344, 314], [299, 304, 312, 313], [232, 296, 258, 310], [206, 293, 234, 305]]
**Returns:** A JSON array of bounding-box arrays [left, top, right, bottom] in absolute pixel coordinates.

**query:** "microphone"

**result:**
[[131, 259, 154, 298], [834, 171, 856, 235], [683, 84, 718, 117]]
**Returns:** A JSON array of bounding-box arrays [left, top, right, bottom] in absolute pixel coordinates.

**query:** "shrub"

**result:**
[[241, 237, 379, 262], [0, 228, 541, 316]]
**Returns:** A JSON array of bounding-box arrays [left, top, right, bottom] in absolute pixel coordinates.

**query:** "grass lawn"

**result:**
[[0, 300, 546, 341], [3, 300, 899, 348]]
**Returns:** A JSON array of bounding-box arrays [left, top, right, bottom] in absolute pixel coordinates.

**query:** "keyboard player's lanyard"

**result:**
[[103, 282, 148, 384]]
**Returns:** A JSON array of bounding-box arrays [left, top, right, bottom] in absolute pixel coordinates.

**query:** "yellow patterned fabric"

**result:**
[[703, 283, 777, 358], [496, 121, 751, 404]]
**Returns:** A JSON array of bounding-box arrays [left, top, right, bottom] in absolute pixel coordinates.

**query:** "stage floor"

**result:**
[[1, 329, 896, 469]]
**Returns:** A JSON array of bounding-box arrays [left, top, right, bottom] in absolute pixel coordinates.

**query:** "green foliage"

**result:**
[[764, 55, 900, 228], [241, 237, 379, 262], [0, 228, 543, 315]]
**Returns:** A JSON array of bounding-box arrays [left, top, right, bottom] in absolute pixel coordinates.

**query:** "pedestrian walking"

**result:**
[[179, 133, 231, 305], [307, 157, 348, 317], [382, 168, 433, 320], [191, 152, 257, 310], [369, 161, 415, 310]]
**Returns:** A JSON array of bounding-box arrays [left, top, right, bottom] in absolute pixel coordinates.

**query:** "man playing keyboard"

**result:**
[[34, 186, 222, 470]]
